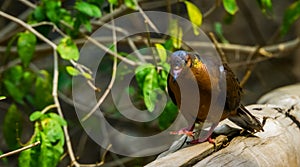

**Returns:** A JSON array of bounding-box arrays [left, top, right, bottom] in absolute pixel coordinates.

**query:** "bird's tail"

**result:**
[[228, 105, 264, 132]]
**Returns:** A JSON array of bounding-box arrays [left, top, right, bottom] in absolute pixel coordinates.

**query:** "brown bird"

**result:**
[[167, 50, 263, 144]]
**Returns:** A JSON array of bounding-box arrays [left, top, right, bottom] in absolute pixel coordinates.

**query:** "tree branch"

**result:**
[[0, 141, 40, 159]]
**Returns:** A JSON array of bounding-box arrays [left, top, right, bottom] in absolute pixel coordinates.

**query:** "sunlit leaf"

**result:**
[[169, 19, 183, 49], [3, 104, 22, 149], [223, 0, 238, 15], [280, 1, 300, 36], [143, 68, 159, 112], [30, 111, 44, 122], [75, 1, 102, 17], [57, 37, 79, 61], [0, 96, 6, 100], [66, 66, 80, 76], [124, 0, 137, 10], [17, 31, 37, 67], [184, 1, 202, 35], [155, 43, 167, 62]]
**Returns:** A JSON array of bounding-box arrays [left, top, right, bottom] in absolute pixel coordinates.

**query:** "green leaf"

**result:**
[[214, 22, 229, 43], [3, 104, 22, 149], [158, 101, 178, 130], [184, 1, 202, 35], [223, 0, 238, 15], [34, 70, 53, 110], [0, 96, 6, 100], [33, 6, 46, 21], [4, 65, 23, 84], [30, 111, 44, 122], [17, 31, 37, 67], [4, 80, 24, 104], [256, 0, 273, 15], [75, 1, 102, 17], [48, 113, 67, 126], [135, 64, 161, 112], [169, 19, 183, 49], [57, 37, 79, 61], [155, 43, 167, 62], [45, 1, 62, 22], [143, 68, 159, 112], [135, 63, 155, 88], [280, 1, 300, 36], [66, 66, 80, 76], [124, 0, 137, 10]]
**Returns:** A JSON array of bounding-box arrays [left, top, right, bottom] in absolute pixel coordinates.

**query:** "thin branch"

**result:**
[[209, 32, 228, 63], [41, 104, 57, 114], [0, 141, 40, 159], [136, 2, 159, 33], [92, 20, 146, 63], [81, 6, 119, 122], [203, 0, 220, 18]]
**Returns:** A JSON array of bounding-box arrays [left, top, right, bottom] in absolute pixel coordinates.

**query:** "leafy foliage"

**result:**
[[19, 112, 66, 167]]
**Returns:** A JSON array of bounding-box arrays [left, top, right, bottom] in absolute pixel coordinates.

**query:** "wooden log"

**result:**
[[146, 84, 300, 167]]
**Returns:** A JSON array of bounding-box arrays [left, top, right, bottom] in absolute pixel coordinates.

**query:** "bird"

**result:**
[[167, 50, 263, 144]]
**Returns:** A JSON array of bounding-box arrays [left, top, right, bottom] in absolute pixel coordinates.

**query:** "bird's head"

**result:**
[[170, 50, 199, 81]]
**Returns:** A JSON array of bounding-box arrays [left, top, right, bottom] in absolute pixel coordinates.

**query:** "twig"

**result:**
[[136, 2, 159, 33], [41, 104, 57, 114], [0, 8, 32, 43], [0, 10, 79, 167], [209, 32, 228, 63], [203, 0, 220, 18], [18, 0, 37, 8], [0, 141, 40, 159], [81, 6, 119, 122], [31, 21, 67, 37], [92, 20, 146, 63]]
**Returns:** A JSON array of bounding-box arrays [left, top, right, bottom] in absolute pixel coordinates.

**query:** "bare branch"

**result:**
[[0, 141, 40, 159]]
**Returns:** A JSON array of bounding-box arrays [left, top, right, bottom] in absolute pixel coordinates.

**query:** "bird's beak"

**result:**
[[172, 68, 182, 81]]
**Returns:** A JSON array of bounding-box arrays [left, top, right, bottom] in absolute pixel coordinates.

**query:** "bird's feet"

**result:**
[[187, 136, 215, 145], [170, 128, 194, 137]]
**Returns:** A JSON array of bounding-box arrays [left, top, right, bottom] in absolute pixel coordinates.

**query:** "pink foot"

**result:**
[[187, 136, 215, 144]]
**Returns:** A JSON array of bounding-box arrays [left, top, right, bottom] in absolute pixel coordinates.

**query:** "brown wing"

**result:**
[[223, 63, 242, 112]]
